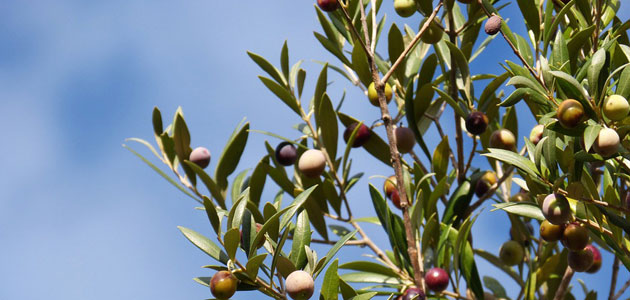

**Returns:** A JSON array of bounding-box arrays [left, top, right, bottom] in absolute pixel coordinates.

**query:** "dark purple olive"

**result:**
[[275, 142, 298, 166]]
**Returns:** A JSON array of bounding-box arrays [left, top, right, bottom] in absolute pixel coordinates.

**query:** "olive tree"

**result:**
[[126, 0, 630, 299]]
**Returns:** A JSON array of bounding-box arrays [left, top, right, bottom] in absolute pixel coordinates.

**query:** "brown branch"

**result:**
[[380, 3, 443, 84], [553, 267, 575, 300], [463, 138, 478, 176], [356, 0, 432, 291], [614, 279, 630, 300], [446, 6, 466, 184], [610, 257, 620, 299]]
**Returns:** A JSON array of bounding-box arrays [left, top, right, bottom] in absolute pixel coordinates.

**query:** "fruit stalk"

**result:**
[[357, 0, 426, 291]]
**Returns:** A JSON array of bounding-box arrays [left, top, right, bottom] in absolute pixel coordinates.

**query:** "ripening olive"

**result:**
[[275, 142, 298, 166], [541, 193, 572, 225], [400, 287, 426, 300], [285, 270, 315, 300], [190, 147, 211, 169], [509, 192, 528, 203], [394, 0, 416, 18], [343, 123, 371, 148], [540, 220, 564, 242], [317, 0, 339, 12], [394, 126, 416, 154], [489, 129, 516, 151], [557, 99, 584, 128], [465, 111, 489, 135], [420, 17, 444, 44], [384, 175, 397, 197], [603, 95, 630, 120], [499, 240, 524, 266], [529, 124, 544, 145], [593, 127, 620, 157], [298, 149, 326, 178], [562, 222, 590, 251], [475, 171, 497, 197], [585, 245, 602, 273], [484, 15, 502, 35], [568, 248, 594, 272], [368, 82, 393, 106], [425, 267, 449, 292], [210, 271, 238, 300]]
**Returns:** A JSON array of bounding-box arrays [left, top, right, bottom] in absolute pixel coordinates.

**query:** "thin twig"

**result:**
[[380, 3, 444, 84], [463, 138, 478, 176], [446, 5, 466, 184], [610, 257, 620, 300], [475, 0, 550, 95], [614, 279, 630, 300], [553, 267, 575, 300]]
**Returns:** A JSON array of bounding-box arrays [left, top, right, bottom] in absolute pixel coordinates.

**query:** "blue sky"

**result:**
[[0, 1, 628, 299]]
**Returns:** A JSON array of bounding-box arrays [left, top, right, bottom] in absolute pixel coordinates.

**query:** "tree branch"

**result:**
[[553, 267, 575, 300]]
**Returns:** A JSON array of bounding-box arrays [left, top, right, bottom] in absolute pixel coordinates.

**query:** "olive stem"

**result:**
[[609, 257, 620, 299], [446, 3, 465, 184], [553, 267, 575, 300], [358, 0, 426, 291], [380, 2, 443, 84], [613, 279, 630, 300]]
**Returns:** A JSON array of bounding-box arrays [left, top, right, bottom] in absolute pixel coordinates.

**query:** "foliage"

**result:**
[[126, 0, 630, 299]]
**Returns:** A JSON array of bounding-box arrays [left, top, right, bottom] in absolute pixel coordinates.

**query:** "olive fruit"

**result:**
[[425, 267, 449, 292], [585, 245, 602, 273], [465, 111, 489, 135], [368, 82, 393, 106], [540, 220, 564, 242], [593, 127, 620, 157], [343, 123, 371, 148], [390, 189, 402, 209], [484, 15, 502, 35], [541, 193, 572, 225], [489, 129, 516, 151], [298, 149, 326, 178], [475, 171, 497, 197], [275, 142, 298, 166], [400, 287, 426, 300], [384, 176, 403, 209], [562, 222, 589, 251], [285, 270, 315, 300], [568, 248, 594, 272], [603, 95, 630, 120], [420, 17, 443, 44], [509, 192, 528, 202], [384, 175, 397, 197], [557, 99, 584, 128], [499, 240, 524, 266], [394, 126, 416, 154], [317, 0, 339, 12], [210, 270, 238, 300], [394, 0, 416, 18], [529, 124, 544, 145], [190, 147, 211, 169]]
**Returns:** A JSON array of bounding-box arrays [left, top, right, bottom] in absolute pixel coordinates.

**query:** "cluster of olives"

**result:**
[[274, 142, 327, 178], [210, 270, 315, 300], [553, 97, 627, 157], [540, 194, 602, 273], [395, 268, 448, 299]]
